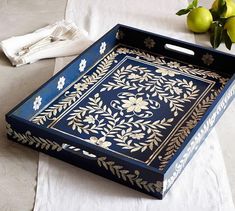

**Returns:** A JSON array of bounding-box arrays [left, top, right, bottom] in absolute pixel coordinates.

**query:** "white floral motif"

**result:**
[[202, 53, 214, 66], [128, 73, 141, 80], [122, 96, 149, 113], [130, 133, 145, 140], [57, 76, 65, 90], [156, 68, 176, 77], [84, 115, 95, 124], [89, 136, 112, 148], [116, 47, 129, 54], [173, 87, 183, 95], [167, 61, 180, 69], [79, 59, 87, 72], [144, 37, 156, 49], [33, 96, 42, 111], [74, 83, 88, 91], [99, 42, 106, 54]]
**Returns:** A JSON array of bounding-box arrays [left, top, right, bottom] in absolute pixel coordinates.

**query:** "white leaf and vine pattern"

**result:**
[[6, 123, 62, 151], [67, 92, 174, 153], [158, 90, 221, 170], [32, 51, 118, 125], [31, 45, 229, 170], [100, 64, 200, 117], [97, 157, 163, 193]]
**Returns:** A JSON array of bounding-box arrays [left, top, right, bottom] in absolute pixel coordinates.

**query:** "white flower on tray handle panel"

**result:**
[[79, 59, 87, 72], [116, 30, 124, 40], [144, 37, 156, 49], [33, 96, 42, 111], [99, 42, 106, 54], [57, 76, 65, 90]]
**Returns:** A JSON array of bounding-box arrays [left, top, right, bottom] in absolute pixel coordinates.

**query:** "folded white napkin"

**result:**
[[0, 20, 92, 67]]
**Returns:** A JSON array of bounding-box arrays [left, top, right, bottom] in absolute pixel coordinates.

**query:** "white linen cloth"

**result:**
[[33, 0, 235, 210], [0, 20, 91, 67], [34, 129, 234, 211]]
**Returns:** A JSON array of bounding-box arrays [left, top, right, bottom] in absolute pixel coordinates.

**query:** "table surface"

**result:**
[[0, 0, 234, 210]]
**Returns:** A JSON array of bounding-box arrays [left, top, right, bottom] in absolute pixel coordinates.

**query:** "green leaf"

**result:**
[[176, 0, 198, 16], [176, 9, 191, 16], [192, 0, 198, 8], [223, 30, 232, 50], [210, 22, 223, 48], [210, 0, 227, 20]]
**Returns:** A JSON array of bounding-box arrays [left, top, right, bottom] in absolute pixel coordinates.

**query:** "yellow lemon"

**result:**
[[187, 7, 213, 33], [224, 17, 235, 42]]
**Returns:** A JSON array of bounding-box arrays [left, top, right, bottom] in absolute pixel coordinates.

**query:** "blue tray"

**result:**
[[6, 24, 235, 199]]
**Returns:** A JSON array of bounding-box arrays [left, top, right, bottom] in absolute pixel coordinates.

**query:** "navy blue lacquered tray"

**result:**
[[6, 24, 235, 199]]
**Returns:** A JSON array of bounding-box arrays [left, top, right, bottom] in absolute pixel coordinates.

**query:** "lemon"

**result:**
[[224, 17, 235, 42], [211, 0, 235, 18], [187, 7, 213, 33]]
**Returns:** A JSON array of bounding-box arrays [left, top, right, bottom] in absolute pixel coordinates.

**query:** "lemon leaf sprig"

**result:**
[[209, 0, 234, 49], [176, 0, 234, 50], [176, 0, 198, 16], [210, 21, 224, 48], [210, 0, 227, 20]]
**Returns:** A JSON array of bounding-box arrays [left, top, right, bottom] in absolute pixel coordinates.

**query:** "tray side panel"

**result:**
[[5, 114, 164, 199], [8, 25, 121, 121], [163, 75, 235, 196], [118, 24, 235, 76]]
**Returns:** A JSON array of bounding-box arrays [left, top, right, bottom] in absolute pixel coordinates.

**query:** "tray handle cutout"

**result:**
[[62, 143, 97, 160], [164, 43, 195, 56]]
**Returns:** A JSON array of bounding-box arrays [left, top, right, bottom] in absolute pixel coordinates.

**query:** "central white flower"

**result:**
[[122, 97, 149, 113]]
